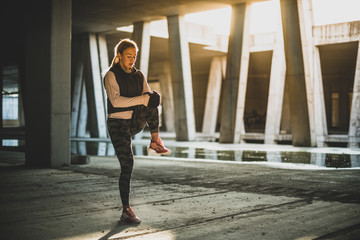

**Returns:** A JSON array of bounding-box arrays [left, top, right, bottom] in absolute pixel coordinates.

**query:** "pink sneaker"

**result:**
[[121, 206, 141, 224], [147, 137, 172, 156]]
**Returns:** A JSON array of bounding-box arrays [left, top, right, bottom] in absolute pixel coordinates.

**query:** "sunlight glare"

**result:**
[[117, 0, 360, 36], [184, 7, 232, 35], [312, 0, 360, 25], [250, 1, 278, 34]]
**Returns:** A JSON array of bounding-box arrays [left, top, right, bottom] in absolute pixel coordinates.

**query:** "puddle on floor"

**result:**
[[134, 145, 360, 169], [71, 142, 360, 169]]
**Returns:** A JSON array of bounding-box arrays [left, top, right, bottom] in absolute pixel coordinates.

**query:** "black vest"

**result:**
[[106, 64, 144, 114]]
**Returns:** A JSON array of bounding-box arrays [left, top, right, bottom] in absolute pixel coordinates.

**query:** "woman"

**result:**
[[104, 38, 171, 224]]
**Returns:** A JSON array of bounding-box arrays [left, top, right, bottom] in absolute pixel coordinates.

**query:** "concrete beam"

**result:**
[[220, 3, 250, 143], [297, 0, 317, 146], [24, 0, 71, 167], [280, 0, 311, 146], [132, 22, 151, 140], [0, 64, 2, 133], [70, 37, 84, 154], [348, 41, 360, 148], [313, 21, 360, 46], [157, 62, 175, 133], [133, 21, 151, 78], [265, 0, 286, 144], [313, 46, 328, 147], [167, 15, 196, 141], [97, 34, 110, 116], [202, 57, 226, 136], [82, 33, 107, 155], [97, 34, 114, 155], [233, 3, 252, 144], [77, 82, 88, 155], [51, 0, 72, 166]]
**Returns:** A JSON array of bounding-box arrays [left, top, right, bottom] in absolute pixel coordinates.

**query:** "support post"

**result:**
[[167, 15, 196, 141], [97, 34, 110, 116], [132, 21, 151, 140], [158, 62, 175, 132], [348, 41, 360, 148], [82, 33, 107, 155], [50, 0, 72, 167], [265, 0, 286, 144], [70, 37, 84, 154], [202, 56, 226, 137], [220, 3, 251, 143], [280, 0, 312, 146], [97, 34, 114, 155], [297, 0, 317, 146], [25, 0, 71, 167], [313, 46, 328, 147], [133, 21, 151, 79]]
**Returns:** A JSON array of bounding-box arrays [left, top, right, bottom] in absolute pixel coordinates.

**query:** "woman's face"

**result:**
[[119, 47, 137, 71]]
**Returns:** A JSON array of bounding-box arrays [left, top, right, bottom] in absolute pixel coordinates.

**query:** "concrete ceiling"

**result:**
[[72, 0, 266, 34]]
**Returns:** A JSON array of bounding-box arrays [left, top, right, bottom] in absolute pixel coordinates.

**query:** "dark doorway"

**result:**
[[244, 51, 272, 133], [319, 42, 357, 134]]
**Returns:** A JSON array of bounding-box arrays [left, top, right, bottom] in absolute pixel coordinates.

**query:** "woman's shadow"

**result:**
[[98, 220, 140, 240]]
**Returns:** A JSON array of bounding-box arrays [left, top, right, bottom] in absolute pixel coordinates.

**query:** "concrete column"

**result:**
[[70, 37, 84, 154], [265, 0, 286, 144], [25, 0, 71, 167], [77, 81, 88, 155], [50, 0, 72, 166], [18, 78, 25, 128], [132, 22, 151, 140], [313, 46, 328, 147], [280, 0, 311, 146], [97, 34, 114, 155], [158, 62, 175, 132], [167, 15, 196, 141], [297, 0, 317, 146], [202, 56, 226, 136], [97, 34, 109, 115], [133, 21, 151, 78], [220, 3, 251, 143], [82, 33, 107, 155], [0, 66, 2, 133], [348, 41, 360, 148]]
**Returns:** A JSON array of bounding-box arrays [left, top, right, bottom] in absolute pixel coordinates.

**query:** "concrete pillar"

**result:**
[[97, 34, 114, 155], [76, 81, 88, 155], [132, 21, 151, 140], [24, 0, 71, 167], [167, 15, 196, 141], [297, 0, 317, 146], [82, 33, 107, 155], [70, 37, 84, 154], [265, 0, 286, 144], [158, 62, 175, 132], [50, 0, 72, 166], [18, 79, 25, 128], [348, 41, 360, 148], [133, 21, 151, 78], [0, 66, 2, 133], [97, 34, 109, 115], [280, 0, 311, 146], [202, 56, 226, 136], [313, 46, 328, 147], [220, 3, 251, 143]]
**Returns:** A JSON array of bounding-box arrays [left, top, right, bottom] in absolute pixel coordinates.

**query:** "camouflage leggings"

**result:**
[[107, 105, 159, 207]]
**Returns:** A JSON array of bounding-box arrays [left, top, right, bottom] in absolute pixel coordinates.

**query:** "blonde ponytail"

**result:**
[[109, 38, 138, 68]]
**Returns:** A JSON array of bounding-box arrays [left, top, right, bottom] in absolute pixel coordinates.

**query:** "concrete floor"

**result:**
[[1, 147, 360, 240]]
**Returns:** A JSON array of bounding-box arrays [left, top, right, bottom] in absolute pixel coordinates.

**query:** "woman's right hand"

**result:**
[[145, 91, 160, 109]]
